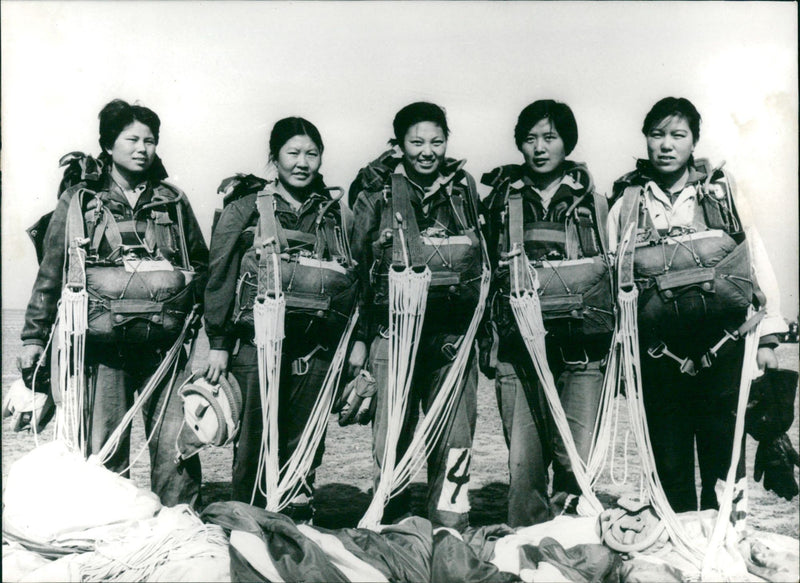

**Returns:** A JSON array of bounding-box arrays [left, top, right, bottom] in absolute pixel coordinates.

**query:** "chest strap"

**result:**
[[390, 174, 425, 267], [255, 191, 285, 296], [506, 192, 534, 293]]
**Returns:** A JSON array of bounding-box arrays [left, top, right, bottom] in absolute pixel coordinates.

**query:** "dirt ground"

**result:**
[[3, 309, 798, 538]]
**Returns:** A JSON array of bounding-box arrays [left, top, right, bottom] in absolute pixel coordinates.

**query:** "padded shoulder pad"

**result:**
[[156, 179, 186, 202], [219, 173, 268, 207], [563, 161, 594, 192], [480, 164, 521, 188], [58, 152, 104, 197], [357, 149, 402, 192]]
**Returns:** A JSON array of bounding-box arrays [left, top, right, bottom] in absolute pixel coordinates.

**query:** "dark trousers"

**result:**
[[229, 342, 329, 507], [640, 339, 746, 512], [369, 331, 478, 530], [85, 345, 201, 507]]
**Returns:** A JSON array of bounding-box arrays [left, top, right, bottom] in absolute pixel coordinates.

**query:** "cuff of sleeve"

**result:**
[[208, 335, 236, 351], [758, 334, 780, 349], [22, 339, 46, 348]]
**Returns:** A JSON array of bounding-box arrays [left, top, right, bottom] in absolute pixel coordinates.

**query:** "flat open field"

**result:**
[[3, 309, 798, 538]]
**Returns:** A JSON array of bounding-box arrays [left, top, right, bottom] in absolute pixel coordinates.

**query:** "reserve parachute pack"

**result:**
[[360, 151, 484, 326], [57, 153, 196, 345], [485, 163, 614, 342], [221, 174, 358, 345], [616, 160, 757, 339]]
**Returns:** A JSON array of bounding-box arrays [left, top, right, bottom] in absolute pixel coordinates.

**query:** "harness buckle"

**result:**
[[560, 347, 589, 367], [291, 344, 328, 376], [441, 336, 465, 361], [647, 341, 697, 376]]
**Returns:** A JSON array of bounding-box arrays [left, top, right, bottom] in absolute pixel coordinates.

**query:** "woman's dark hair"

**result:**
[[268, 117, 324, 159], [98, 99, 161, 152], [642, 97, 701, 143], [514, 100, 578, 154], [392, 102, 450, 145]]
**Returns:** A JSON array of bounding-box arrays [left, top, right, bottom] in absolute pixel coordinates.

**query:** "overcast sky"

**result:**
[[2, 1, 797, 317]]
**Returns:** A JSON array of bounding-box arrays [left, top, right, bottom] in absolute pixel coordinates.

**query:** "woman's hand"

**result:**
[[205, 349, 230, 384], [347, 341, 367, 378], [756, 347, 779, 370]]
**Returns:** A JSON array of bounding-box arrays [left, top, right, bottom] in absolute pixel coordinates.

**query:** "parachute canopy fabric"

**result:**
[[2, 442, 161, 547]]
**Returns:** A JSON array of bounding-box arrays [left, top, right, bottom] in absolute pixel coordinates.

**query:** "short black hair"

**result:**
[[514, 100, 578, 155], [268, 117, 324, 159], [98, 99, 161, 152], [392, 102, 450, 145], [642, 97, 701, 143]]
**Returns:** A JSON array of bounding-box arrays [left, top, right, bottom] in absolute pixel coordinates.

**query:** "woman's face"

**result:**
[[520, 118, 567, 175], [646, 115, 695, 176], [275, 134, 322, 190], [106, 120, 156, 176], [401, 121, 447, 178]]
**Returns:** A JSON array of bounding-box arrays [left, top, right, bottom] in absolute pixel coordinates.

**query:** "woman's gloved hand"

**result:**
[[754, 434, 800, 501]]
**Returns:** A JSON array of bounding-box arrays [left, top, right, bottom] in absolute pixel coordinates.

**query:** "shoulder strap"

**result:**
[[592, 192, 610, 256], [254, 191, 286, 296], [506, 192, 533, 292], [390, 174, 424, 267], [617, 186, 643, 291]]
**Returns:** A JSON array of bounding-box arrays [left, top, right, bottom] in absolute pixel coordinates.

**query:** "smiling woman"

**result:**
[[202, 116, 359, 521]]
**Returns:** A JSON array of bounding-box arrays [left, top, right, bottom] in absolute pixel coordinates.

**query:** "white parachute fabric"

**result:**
[[507, 251, 604, 515], [252, 250, 286, 507], [359, 265, 431, 529], [269, 308, 360, 511], [2, 441, 161, 547]]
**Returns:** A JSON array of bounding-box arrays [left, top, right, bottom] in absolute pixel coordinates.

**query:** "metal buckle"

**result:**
[[291, 344, 328, 376]]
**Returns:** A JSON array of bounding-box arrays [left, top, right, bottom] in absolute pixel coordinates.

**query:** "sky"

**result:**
[[2, 1, 798, 317]]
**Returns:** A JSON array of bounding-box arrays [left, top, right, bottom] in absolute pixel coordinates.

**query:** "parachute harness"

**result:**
[[502, 189, 622, 515], [55, 188, 199, 469], [617, 186, 763, 579], [506, 244, 604, 515], [251, 186, 359, 511], [360, 173, 490, 529]]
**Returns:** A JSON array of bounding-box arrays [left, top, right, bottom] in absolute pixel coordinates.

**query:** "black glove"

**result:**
[[19, 360, 51, 394], [754, 434, 800, 501], [746, 368, 799, 442]]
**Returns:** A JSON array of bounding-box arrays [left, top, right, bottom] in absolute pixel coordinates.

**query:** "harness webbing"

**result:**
[[252, 189, 287, 507], [251, 186, 359, 512], [360, 173, 491, 529], [53, 193, 92, 456], [391, 175, 425, 267], [506, 194, 604, 515], [615, 213, 762, 579]]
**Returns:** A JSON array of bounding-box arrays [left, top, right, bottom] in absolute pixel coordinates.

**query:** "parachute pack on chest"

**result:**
[[60, 155, 195, 345], [371, 173, 483, 320], [498, 170, 614, 341], [233, 180, 358, 344], [617, 162, 756, 339]]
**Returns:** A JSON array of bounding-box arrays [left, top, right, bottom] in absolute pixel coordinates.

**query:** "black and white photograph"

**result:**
[[2, 1, 798, 581]]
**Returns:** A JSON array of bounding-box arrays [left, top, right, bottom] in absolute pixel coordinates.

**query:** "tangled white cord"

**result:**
[[359, 265, 431, 529], [252, 251, 286, 506], [507, 252, 603, 516], [55, 286, 88, 457], [268, 309, 359, 512]]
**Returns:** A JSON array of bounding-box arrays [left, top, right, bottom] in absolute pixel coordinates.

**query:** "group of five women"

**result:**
[[18, 95, 787, 530]]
